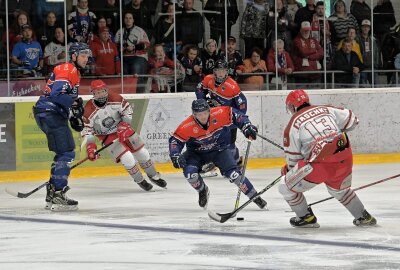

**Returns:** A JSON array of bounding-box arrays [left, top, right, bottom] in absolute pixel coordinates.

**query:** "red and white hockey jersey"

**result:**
[[283, 105, 358, 169]]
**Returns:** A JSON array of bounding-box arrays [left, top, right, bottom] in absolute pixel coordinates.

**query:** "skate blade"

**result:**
[[200, 172, 218, 178], [50, 205, 79, 212], [292, 222, 320, 228]]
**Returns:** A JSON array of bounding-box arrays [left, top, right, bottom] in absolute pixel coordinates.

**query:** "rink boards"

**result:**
[[0, 88, 400, 181]]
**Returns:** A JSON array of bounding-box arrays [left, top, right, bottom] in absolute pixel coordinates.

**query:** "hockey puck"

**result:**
[[236, 217, 244, 221]]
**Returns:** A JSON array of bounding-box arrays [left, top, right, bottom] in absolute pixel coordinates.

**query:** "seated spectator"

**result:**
[[176, 0, 204, 48], [124, 0, 153, 40], [267, 39, 294, 90], [332, 37, 364, 88], [218, 36, 244, 80], [292, 21, 323, 89], [242, 47, 268, 90], [67, 0, 97, 43], [37, 11, 61, 49], [2, 11, 34, 53], [10, 24, 43, 77], [350, 0, 371, 27], [178, 44, 202, 92], [43, 27, 66, 75], [115, 12, 150, 93], [90, 26, 121, 75], [148, 44, 176, 93], [200, 39, 219, 76], [337, 26, 363, 63], [268, 0, 292, 52], [373, 0, 396, 46], [154, 4, 182, 59], [329, 0, 359, 48]]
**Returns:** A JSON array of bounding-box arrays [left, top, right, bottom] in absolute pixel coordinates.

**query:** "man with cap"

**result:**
[[33, 42, 91, 211], [218, 36, 244, 80], [89, 26, 121, 75], [81, 79, 167, 191], [11, 24, 44, 77], [359, 19, 379, 87]]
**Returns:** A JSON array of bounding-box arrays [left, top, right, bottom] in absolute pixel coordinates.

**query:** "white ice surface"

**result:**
[[1, 163, 400, 270]]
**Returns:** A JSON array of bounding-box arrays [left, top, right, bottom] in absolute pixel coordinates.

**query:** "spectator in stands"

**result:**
[[93, 15, 115, 42], [2, 11, 33, 53], [337, 27, 363, 63], [124, 0, 153, 40], [218, 36, 244, 80], [329, 0, 359, 48], [33, 0, 64, 29], [394, 53, 400, 69], [0, 0, 32, 26], [292, 21, 323, 89], [204, 0, 239, 46], [11, 24, 43, 77], [267, 39, 294, 90], [373, 0, 396, 46], [267, 0, 292, 52], [311, 1, 333, 68], [285, 0, 303, 37], [176, 0, 204, 48], [240, 0, 269, 58], [115, 12, 150, 93], [178, 44, 202, 92], [154, 4, 181, 59], [242, 47, 268, 90], [350, 0, 371, 27], [43, 26, 66, 75], [67, 0, 97, 43], [200, 39, 219, 76], [332, 37, 364, 88], [37, 11, 60, 49], [359, 19, 380, 87], [102, 0, 120, 35], [294, 0, 315, 35], [148, 44, 176, 93], [90, 26, 121, 75]]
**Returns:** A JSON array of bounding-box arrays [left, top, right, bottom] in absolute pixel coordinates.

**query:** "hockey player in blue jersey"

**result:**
[[33, 42, 91, 211]]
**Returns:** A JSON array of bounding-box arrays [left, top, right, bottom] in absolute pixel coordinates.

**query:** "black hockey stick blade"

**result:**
[[5, 182, 48, 198], [208, 176, 282, 223]]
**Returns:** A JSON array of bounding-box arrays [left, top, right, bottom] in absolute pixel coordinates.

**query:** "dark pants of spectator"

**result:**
[[210, 25, 232, 46], [243, 38, 265, 58], [123, 56, 148, 93]]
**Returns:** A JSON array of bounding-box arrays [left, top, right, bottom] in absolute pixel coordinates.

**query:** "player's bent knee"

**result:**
[[133, 147, 150, 161], [224, 168, 241, 184], [278, 183, 297, 200]]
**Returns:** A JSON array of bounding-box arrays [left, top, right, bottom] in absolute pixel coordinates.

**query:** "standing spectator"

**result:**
[[292, 21, 324, 89], [200, 39, 219, 76], [11, 24, 43, 77], [0, 0, 32, 26], [267, 39, 294, 90], [2, 11, 33, 52], [115, 12, 150, 93], [154, 4, 181, 59], [242, 47, 268, 90], [90, 26, 121, 75], [311, 1, 332, 68], [37, 11, 60, 49], [176, 0, 204, 47], [373, 0, 396, 46], [124, 0, 153, 40], [99, 0, 120, 35], [148, 44, 177, 92], [33, 0, 64, 29], [178, 45, 202, 92], [218, 36, 244, 80], [350, 0, 371, 27], [240, 0, 269, 58], [285, 0, 303, 37], [359, 19, 380, 87], [294, 0, 315, 35], [337, 27, 363, 63], [67, 0, 97, 43], [332, 37, 364, 88], [267, 0, 292, 52], [204, 0, 239, 46], [44, 27, 66, 75], [92, 15, 115, 43], [329, 0, 359, 48]]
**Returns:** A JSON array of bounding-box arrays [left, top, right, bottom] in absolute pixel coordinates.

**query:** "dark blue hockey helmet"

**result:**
[[192, 99, 210, 114], [68, 42, 92, 57], [213, 59, 229, 85]]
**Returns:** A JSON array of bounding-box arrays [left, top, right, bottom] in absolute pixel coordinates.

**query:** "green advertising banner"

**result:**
[[15, 99, 148, 171]]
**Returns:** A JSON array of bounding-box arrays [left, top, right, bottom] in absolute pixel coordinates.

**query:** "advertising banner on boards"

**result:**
[[0, 103, 16, 170]]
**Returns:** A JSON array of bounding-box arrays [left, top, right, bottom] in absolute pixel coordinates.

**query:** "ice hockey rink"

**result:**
[[0, 163, 399, 270]]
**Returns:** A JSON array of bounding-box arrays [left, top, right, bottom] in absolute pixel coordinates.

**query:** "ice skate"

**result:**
[[45, 182, 53, 210], [148, 172, 167, 188], [253, 196, 267, 209], [198, 185, 210, 209], [200, 163, 218, 178], [353, 210, 377, 227], [50, 186, 78, 212], [290, 208, 320, 228], [137, 179, 153, 191]]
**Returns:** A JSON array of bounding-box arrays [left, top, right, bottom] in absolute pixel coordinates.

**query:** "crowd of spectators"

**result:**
[[0, 0, 399, 92]]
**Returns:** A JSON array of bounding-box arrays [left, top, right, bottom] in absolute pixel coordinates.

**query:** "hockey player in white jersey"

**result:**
[[279, 89, 376, 228], [81, 79, 167, 191]]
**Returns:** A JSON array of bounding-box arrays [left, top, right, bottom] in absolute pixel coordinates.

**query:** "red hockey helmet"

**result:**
[[285, 89, 310, 114], [90, 79, 108, 104]]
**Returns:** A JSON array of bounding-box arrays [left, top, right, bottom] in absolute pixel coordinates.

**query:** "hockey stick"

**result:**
[[308, 172, 400, 208], [5, 139, 117, 198], [256, 133, 284, 151], [233, 139, 252, 210], [208, 175, 282, 223]]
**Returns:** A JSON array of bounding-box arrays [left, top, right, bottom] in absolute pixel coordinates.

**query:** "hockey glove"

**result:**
[[71, 97, 84, 118], [171, 154, 186, 169], [281, 164, 288, 176], [87, 143, 99, 161], [242, 123, 258, 140], [117, 122, 135, 143], [69, 116, 84, 132]]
